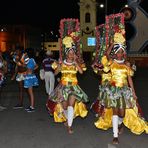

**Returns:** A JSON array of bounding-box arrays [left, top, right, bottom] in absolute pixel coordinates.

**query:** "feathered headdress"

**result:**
[[105, 13, 126, 54], [114, 32, 125, 44], [59, 18, 80, 61], [62, 35, 76, 55], [93, 24, 106, 64], [59, 18, 86, 70]]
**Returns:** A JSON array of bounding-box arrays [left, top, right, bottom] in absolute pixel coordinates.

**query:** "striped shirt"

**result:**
[[42, 58, 55, 72]]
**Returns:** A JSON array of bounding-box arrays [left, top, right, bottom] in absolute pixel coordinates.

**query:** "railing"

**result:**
[[127, 54, 148, 57], [127, 54, 148, 67]]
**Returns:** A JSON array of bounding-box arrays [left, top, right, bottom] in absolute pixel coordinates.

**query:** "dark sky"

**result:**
[[0, 0, 147, 32], [0, 0, 80, 31]]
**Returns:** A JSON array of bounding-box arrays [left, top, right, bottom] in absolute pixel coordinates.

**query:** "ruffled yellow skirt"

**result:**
[[95, 106, 148, 135], [53, 101, 88, 123]]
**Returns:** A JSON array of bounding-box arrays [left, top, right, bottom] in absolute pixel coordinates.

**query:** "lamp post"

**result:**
[[98, 3, 105, 24]]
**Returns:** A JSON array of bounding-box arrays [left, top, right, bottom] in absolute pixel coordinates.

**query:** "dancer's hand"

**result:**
[[133, 93, 138, 101]]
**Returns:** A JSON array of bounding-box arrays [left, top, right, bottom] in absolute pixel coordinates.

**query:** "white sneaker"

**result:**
[[25, 106, 35, 112]]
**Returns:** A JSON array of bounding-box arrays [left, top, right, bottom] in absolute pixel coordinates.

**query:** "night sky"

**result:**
[[0, 0, 80, 31], [0, 0, 147, 32]]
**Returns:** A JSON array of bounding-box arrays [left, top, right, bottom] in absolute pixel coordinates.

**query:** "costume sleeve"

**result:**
[[127, 66, 134, 76], [102, 57, 112, 73]]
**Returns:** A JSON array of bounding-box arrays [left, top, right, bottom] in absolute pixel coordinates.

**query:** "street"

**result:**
[[0, 66, 148, 148]]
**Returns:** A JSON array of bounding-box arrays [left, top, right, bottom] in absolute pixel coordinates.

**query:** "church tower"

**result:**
[[78, 0, 97, 52]]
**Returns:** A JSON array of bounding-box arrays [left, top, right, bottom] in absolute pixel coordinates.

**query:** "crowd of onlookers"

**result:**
[[0, 48, 58, 112]]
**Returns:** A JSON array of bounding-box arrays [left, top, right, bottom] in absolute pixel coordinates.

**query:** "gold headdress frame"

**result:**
[[93, 24, 106, 65], [59, 18, 86, 70], [105, 13, 126, 48], [92, 13, 126, 72]]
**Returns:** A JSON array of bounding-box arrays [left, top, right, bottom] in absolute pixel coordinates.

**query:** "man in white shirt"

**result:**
[[42, 50, 55, 95]]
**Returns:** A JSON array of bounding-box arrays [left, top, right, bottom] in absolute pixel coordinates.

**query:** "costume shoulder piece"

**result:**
[[92, 24, 107, 73], [93, 24, 106, 65]]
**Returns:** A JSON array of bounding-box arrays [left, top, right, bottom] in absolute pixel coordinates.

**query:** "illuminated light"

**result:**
[[125, 4, 128, 8], [87, 37, 96, 46], [50, 31, 53, 35], [100, 4, 104, 8]]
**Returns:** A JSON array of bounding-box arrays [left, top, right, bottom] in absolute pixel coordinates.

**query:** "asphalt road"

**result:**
[[0, 66, 148, 148]]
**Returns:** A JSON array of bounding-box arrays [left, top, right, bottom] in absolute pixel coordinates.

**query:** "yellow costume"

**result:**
[[60, 62, 78, 86], [100, 55, 112, 84], [95, 60, 148, 134], [91, 56, 111, 115], [46, 62, 89, 122]]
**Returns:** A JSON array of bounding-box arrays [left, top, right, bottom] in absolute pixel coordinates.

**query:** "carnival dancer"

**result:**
[[46, 31, 89, 134], [91, 55, 112, 117], [90, 24, 113, 117], [91, 44, 116, 133], [92, 13, 148, 144], [94, 35, 148, 144]]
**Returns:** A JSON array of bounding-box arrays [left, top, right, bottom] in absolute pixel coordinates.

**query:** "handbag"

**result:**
[[39, 69, 45, 80]]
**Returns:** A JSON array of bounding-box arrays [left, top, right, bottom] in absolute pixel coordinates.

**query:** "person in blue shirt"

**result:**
[[23, 49, 39, 112]]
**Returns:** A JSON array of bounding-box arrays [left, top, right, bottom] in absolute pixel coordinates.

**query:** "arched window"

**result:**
[[85, 13, 90, 23]]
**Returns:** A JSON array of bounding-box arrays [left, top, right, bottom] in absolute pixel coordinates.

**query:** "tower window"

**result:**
[[85, 13, 90, 23]]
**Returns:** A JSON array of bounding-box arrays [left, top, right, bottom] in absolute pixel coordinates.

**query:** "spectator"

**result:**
[[42, 50, 56, 95]]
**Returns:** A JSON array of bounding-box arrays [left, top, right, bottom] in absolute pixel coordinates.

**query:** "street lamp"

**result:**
[[97, 2, 106, 24], [100, 4, 104, 8]]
